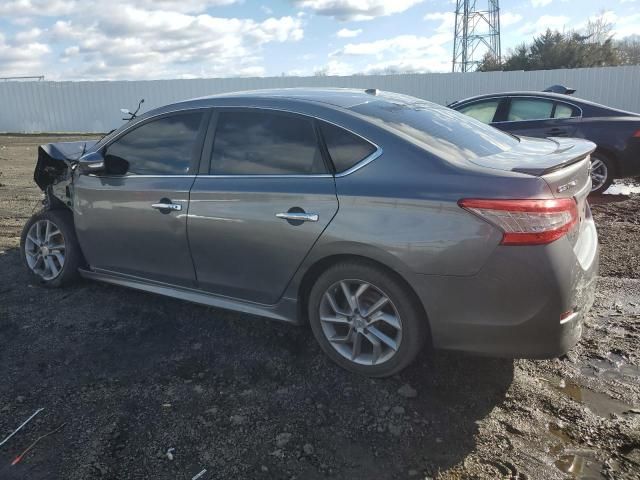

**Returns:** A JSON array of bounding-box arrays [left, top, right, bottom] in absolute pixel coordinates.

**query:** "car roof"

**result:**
[[190, 88, 390, 109]]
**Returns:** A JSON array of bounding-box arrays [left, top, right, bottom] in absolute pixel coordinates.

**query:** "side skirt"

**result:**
[[78, 268, 300, 324]]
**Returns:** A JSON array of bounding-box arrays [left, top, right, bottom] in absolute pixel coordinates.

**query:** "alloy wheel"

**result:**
[[590, 157, 608, 192], [319, 279, 403, 366], [24, 219, 66, 281]]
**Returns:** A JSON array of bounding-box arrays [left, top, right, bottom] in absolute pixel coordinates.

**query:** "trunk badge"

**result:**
[[557, 180, 578, 193]]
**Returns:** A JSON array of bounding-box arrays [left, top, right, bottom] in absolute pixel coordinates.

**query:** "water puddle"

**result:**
[[544, 375, 634, 418], [554, 451, 605, 479]]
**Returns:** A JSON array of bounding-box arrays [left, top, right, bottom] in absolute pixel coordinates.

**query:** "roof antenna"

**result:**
[[364, 88, 378, 96]]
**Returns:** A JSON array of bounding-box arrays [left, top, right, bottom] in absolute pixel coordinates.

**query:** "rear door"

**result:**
[[496, 97, 580, 137], [74, 110, 209, 287], [188, 109, 339, 304]]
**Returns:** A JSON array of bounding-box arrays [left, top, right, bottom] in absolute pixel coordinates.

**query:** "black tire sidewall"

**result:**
[[308, 261, 426, 377], [590, 153, 614, 195], [20, 209, 83, 288]]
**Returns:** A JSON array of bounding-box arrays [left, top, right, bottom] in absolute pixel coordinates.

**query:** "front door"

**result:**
[[74, 110, 209, 287], [188, 109, 339, 304]]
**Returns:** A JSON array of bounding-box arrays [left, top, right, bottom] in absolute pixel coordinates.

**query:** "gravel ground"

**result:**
[[1, 135, 639, 480]]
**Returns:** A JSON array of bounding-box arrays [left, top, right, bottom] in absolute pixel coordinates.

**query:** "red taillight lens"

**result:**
[[458, 198, 578, 245], [633, 129, 640, 138]]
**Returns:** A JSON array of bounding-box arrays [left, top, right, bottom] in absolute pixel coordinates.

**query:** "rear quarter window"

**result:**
[[350, 99, 517, 162], [319, 122, 377, 173]]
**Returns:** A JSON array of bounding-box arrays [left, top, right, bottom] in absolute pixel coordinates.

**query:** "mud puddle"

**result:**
[[546, 375, 635, 418]]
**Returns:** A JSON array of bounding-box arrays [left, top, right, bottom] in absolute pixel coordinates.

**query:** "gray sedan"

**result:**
[[21, 88, 599, 377]]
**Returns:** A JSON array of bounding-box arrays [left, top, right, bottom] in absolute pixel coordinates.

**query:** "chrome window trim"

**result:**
[[86, 174, 197, 179], [95, 104, 383, 179], [196, 174, 335, 179], [455, 95, 583, 124]]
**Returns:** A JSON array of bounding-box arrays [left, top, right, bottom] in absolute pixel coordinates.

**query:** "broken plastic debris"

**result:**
[[192, 469, 207, 480], [0, 408, 45, 448], [166, 447, 175, 461]]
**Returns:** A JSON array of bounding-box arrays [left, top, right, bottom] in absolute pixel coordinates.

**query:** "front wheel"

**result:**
[[308, 261, 427, 377], [590, 152, 614, 195], [20, 209, 84, 288]]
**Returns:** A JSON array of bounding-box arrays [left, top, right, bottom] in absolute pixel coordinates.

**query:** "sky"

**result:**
[[0, 0, 638, 81]]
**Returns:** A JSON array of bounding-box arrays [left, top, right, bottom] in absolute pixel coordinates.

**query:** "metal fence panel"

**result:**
[[1, 65, 638, 133]]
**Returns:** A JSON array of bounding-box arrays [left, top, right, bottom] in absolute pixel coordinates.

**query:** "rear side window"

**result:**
[[457, 100, 500, 124], [507, 98, 554, 121], [211, 111, 326, 175], [350, 99, 517, 162], [554, 103, 578, 119], [104, 112, 203, 175], [319, 122, 376, 173]]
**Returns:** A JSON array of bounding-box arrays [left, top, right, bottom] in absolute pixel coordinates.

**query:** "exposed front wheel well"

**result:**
[[297, 254, 432, 342]]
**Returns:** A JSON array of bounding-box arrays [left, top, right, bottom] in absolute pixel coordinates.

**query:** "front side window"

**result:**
[[211, 111, 326, 175], [507, 98, 554, 122], [457, 100, 500, 124], [104, 112, 203, 175], [319, 122, 376, 173]]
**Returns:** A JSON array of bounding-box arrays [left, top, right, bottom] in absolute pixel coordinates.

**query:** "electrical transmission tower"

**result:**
[[452, 0, 501, 72]]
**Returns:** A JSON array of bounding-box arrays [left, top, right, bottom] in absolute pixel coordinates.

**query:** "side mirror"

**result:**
[[77, 151, 105, 174]]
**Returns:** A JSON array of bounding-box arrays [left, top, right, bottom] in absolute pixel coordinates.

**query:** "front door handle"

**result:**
[[276, 212, 319, 222], [152, 202, 182, 211], [546, 128, 566, 136]]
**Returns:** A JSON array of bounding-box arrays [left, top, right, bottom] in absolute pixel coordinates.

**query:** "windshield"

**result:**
[[349, 95, 518, 163]]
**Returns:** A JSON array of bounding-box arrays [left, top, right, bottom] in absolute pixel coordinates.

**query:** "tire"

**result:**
[[20, 209, 84, 288], [308, 261, 427, 377], [589, 152, 614, 195]]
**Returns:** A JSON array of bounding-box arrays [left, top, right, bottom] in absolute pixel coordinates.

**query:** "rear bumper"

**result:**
[[412, 217, 599, 358]]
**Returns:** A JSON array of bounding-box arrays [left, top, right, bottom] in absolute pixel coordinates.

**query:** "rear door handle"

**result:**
[[546, 128, 566, 136], [152, 203, 182, 211], [276, 212, 318, 222]]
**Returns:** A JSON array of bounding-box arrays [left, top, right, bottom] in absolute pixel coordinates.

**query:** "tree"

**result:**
[[617, 35, 640, 65], [476, 12, 624, 72]]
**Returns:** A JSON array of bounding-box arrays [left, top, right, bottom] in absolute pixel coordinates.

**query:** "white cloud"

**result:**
[[0, 0, 238, 15], [336, 28, 363, 38], [501, 12, 523, 27], [0, 32, 50, 77], [424, 12, 455, 33], [46, 7, 304, 80], [0, 0, 77, 16], [518, 15, 570, 36], [327, 33, 451, 74], [14, 28, 42, 43], [531, 0, 553, 7], [292, 0, 425, 21]]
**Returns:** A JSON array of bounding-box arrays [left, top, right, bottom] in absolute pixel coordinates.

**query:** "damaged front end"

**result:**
[[34, 140, 96, 210]]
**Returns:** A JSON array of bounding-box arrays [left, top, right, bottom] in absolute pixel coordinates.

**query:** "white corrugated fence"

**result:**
[[1, 65, 639, 133]]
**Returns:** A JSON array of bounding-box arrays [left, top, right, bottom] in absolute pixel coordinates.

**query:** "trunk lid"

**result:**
[[468, 136, 595, 176]]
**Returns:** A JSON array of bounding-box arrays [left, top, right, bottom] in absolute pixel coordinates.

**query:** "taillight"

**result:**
[[633, 129, 640, 138], [458, 198, 578, 245]]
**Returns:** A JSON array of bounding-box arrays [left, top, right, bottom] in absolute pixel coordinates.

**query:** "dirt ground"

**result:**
[[0, 135, 639, 480]]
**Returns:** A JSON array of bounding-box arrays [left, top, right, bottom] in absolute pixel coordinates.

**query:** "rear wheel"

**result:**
[[308, 261, 426, 377], [590, 152, 614, 195], [20, 209, 83, 288]]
